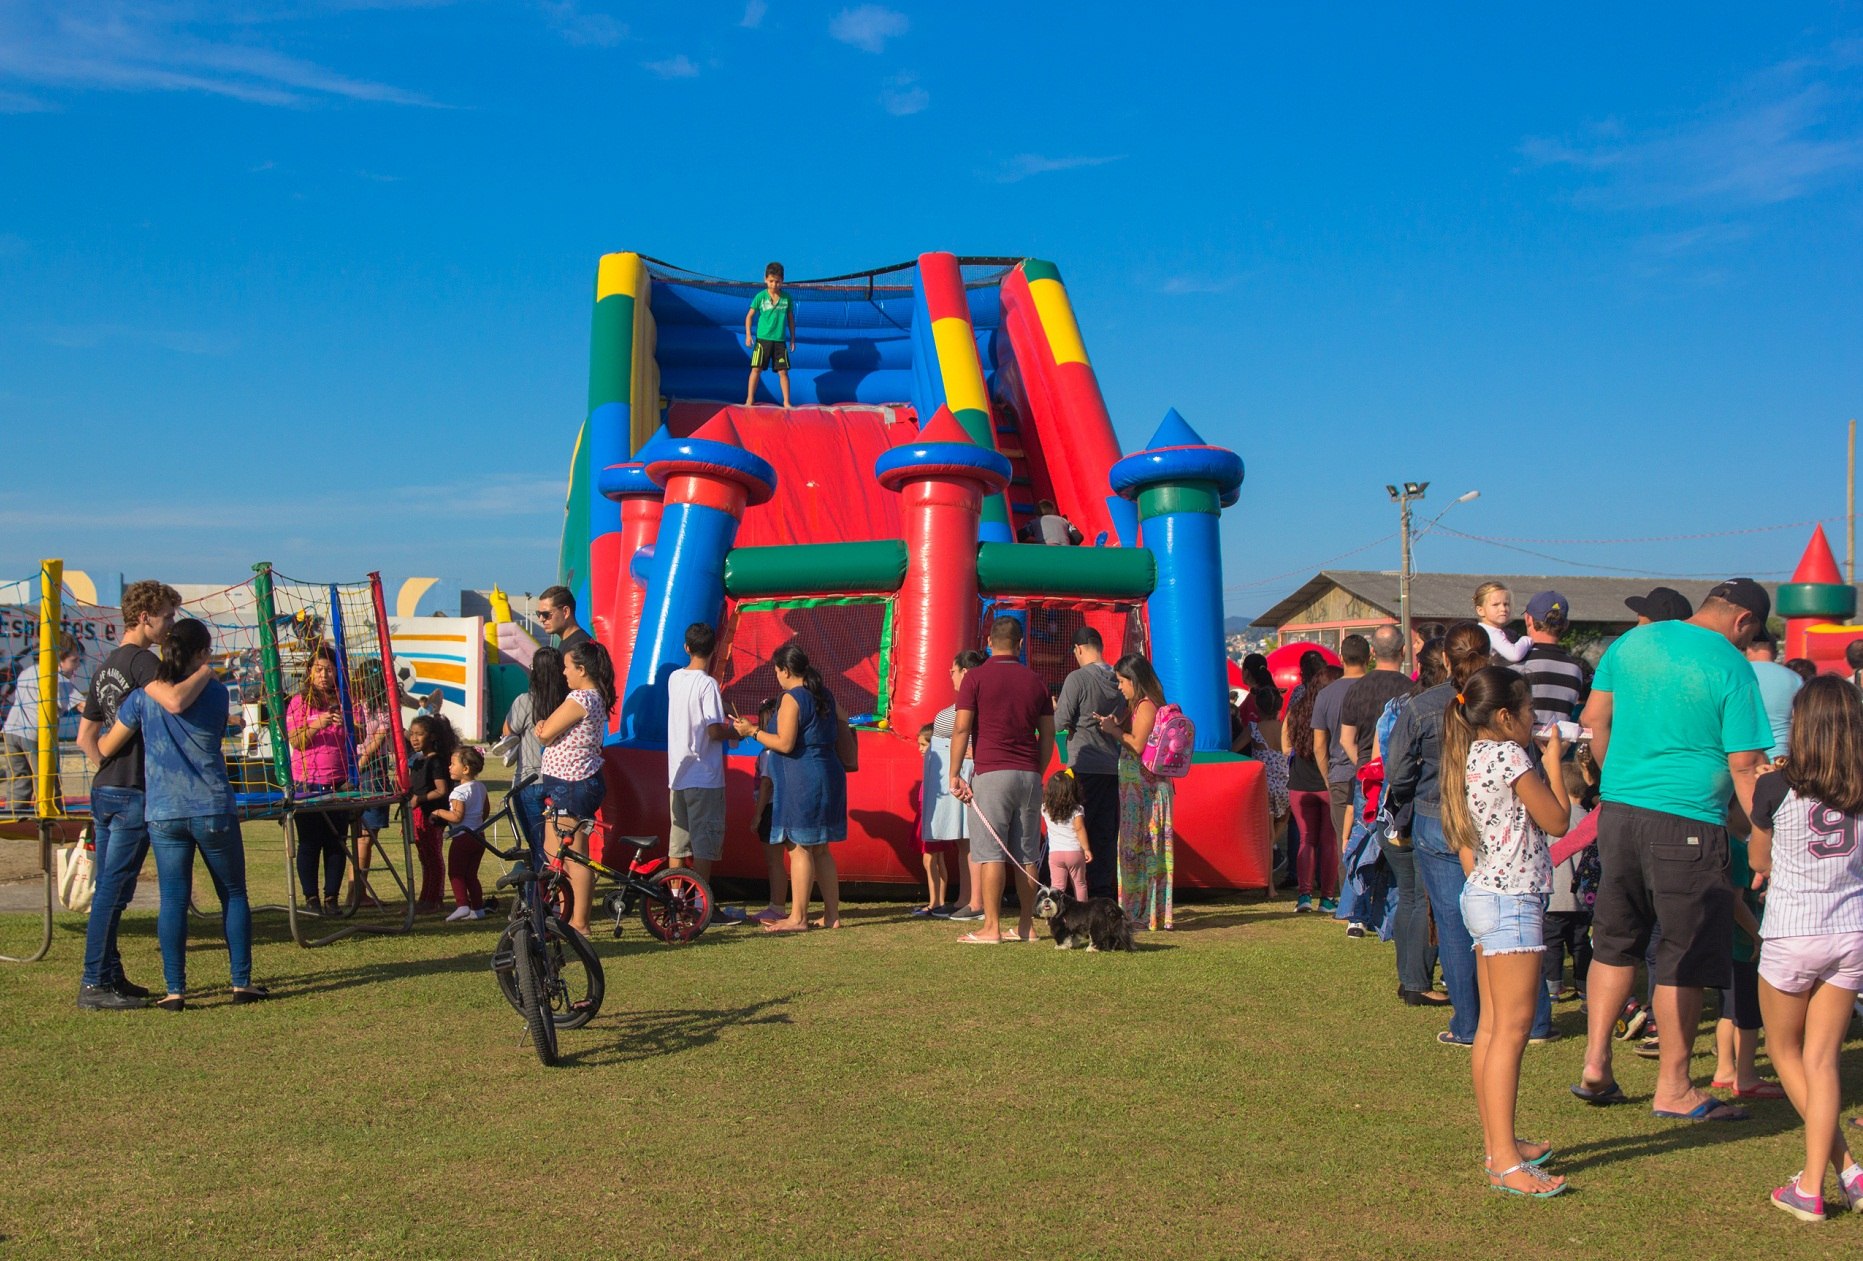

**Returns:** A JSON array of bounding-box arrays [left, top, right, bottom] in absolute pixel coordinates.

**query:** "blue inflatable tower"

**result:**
[[1109, 410, 1244, 753]]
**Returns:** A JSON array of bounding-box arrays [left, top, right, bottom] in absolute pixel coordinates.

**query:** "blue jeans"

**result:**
[[515, 779, 548, 866], [81, 786, 150, 987], [150, 814, 251, 994], [1411, 813, 1553, 1042], [1380, 836, 1434, 992]]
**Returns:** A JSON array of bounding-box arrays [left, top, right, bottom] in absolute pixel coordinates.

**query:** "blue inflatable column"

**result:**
[[621, 414, 776, 744], [1109, 410, 1244, 753]]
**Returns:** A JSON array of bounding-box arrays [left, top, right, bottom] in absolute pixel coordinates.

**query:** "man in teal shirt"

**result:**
[[1573, 578, 1772, 1123]]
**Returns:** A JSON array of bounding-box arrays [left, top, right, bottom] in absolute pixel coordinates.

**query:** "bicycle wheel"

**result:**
[[510, 924, 559, 1067], [641, 868, 712, 943], [494, 918, 603, 1027]]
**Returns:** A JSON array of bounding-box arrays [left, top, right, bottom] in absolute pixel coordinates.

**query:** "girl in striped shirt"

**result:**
[[1750, 676, 1863, 1222]]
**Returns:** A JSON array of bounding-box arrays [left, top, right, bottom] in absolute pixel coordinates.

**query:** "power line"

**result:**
[[1433, 526, 1793, 579], [1224, 533, 1398, 594], [1433, 516, 1844, 547]]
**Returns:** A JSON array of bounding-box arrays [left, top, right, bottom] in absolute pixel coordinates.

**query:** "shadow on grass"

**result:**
[[1170, 908, 1306, 931], [1554, 1101, 1800, 1172], [564, 991, 798, 1066]]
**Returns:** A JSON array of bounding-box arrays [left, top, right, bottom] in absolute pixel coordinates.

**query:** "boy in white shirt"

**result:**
[[667, 623, 744, 922]]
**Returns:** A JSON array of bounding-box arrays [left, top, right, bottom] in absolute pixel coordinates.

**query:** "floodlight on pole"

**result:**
[[1391, 483, 1480, 672]]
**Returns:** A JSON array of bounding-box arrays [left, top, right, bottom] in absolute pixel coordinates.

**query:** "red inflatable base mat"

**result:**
[[596, 740, 1271, 890]]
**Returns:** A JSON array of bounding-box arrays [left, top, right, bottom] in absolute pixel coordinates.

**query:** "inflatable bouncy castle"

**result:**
[[557, 254, 1271, 889], [1781, 525, 1863, 672]]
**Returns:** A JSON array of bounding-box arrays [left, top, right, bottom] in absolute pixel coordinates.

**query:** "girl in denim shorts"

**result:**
[[1442, 665, 1574, 1199]]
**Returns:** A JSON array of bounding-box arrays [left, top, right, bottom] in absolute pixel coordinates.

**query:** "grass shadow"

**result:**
[[564, 992, 799, 1066]]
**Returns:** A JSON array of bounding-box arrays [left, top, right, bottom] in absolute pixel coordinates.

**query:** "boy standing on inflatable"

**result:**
[[743, 261, 796, 408]]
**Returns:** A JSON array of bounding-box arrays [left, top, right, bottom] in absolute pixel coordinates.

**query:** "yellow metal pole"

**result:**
[[35, 559, 63, 818]]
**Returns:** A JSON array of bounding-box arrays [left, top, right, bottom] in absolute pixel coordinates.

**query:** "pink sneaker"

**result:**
[[1772, 1173, 1827, 1223], [1840, 1164, 1863, 1212]]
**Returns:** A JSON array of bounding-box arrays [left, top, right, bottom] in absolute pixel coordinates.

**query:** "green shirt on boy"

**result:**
[[751, 291, 792, 343]]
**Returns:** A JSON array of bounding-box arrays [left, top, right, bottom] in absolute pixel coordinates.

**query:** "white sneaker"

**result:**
[[444, 905, 474, 923]]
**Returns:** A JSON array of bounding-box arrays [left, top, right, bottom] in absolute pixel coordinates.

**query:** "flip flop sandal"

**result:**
[[1516, 1139, 1554, 1167], [1487, 1162, 1567, 1199], [1653, 1097, 1750, 1122], [1735, 1082, 1787, 1100], [956, 932, 1003, 945], [1570, 1080, 1627, 1106]]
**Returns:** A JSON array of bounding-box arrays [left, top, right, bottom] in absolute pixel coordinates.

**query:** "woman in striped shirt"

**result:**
[[1750, 676, 1863, 1222]]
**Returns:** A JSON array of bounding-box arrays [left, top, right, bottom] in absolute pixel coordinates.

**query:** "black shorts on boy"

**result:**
[[751, 339, 790, 372]]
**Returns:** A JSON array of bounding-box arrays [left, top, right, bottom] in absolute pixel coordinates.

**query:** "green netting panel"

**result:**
[[720, 596, 894, 728]]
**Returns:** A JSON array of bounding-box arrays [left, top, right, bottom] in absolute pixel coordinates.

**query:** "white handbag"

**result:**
[[56, 827, 96, 913]]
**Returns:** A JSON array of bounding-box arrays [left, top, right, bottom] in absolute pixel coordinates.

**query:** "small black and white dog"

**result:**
[[1032, 888, 1136, 953]]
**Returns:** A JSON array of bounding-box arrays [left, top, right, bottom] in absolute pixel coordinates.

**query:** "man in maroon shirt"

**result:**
[[950, 617, 1055, 943]]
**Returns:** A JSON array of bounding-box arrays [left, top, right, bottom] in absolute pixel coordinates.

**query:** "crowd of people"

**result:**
[[51, 566, 1863, 1220], [1237, 576, 1863, 1216]]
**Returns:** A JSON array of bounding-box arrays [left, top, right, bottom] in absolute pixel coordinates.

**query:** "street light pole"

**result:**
[[1399, 492, 1414, 674], [1387, 483, 1478, 673]]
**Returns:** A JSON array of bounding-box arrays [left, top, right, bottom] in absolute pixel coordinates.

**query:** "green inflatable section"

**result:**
[[723, 540, 909, 597], [976, 542, 1155, 597]]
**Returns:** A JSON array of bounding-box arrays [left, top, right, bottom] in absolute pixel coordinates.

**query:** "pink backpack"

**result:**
[[1140, 704, 1196, 779]]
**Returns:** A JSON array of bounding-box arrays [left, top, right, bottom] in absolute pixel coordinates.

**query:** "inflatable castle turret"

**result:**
[[622, 413, 776, 741], [1110, 409, 1245, 750], [875, 406, 1013, 740], [1780, 525, 1862, 673]]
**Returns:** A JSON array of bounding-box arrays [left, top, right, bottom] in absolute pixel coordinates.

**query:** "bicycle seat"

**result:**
[[611, 835, 657, 850], [496, 867, 538, 889]]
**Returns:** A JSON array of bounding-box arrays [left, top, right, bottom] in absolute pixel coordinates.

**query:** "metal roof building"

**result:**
[[1249, 571, 1796, 653]]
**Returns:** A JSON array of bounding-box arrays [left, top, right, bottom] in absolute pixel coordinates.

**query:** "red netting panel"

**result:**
[[979, 600, 1147, 699], [721, 601, 888, 724]]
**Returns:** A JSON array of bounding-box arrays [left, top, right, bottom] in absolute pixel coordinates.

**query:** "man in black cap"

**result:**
[[1574, 578, 1772, 1121], [1624, 586, 1693, 625]]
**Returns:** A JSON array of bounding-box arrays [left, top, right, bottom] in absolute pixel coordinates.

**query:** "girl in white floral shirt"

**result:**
[[1442, 664, 1572, 1199]]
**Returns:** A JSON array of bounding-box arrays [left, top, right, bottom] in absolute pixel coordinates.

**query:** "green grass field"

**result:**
[[4, 864, 1863, 1259]]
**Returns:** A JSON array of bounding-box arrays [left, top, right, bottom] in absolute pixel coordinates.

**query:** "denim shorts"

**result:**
[[541, 773, 605, 822], [1459, 886, 1548, 955]]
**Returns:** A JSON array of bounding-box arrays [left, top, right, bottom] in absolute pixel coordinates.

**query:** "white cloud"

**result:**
[[32, 322, 240, 356], [879, 70, 926, 116], [989, 153, 1126, 183], [537, 0, 626, 48], [829, 5, 906, 54], [0, 88, 54, 112], [1156, 274, 1243, 296], [643, 54, 698, 79], [1520, 61, 1863, 208], [741, 0, 767, 29], [0, 2, 434, 107]]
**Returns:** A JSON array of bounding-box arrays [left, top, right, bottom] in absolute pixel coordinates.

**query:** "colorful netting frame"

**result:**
[[0, 561, 119, 827], [720, 596, 896, 727], [182, 564, 410, 819]]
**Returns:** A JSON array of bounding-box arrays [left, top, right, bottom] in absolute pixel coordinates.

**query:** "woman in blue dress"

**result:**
[[733, 643, 855, 933]]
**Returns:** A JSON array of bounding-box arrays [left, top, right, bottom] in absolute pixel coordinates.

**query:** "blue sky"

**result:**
[[3, 2, 1861, 616]]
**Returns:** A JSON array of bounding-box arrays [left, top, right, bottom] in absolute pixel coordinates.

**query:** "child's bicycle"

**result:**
[[545, 806, 716, 946]]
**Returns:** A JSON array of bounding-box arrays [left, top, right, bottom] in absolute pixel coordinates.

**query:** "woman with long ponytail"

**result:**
[[94, 619, 264, 1009]]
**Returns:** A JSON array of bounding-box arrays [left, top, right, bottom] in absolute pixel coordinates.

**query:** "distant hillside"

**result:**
[[1225, 616, 1255, 634]]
